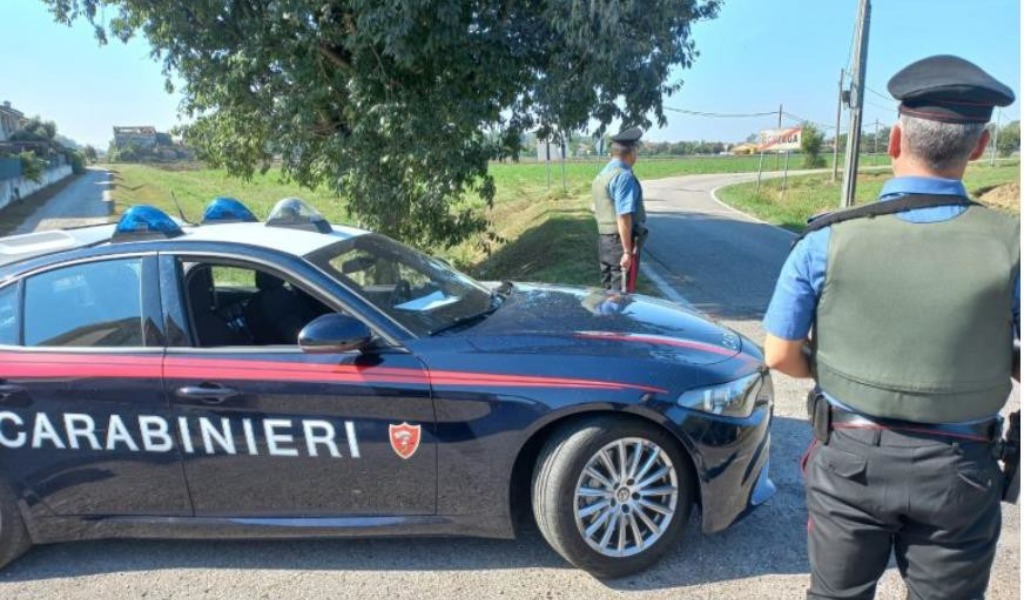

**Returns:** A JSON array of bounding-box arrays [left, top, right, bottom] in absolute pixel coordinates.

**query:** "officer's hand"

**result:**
[[620, 252, 632, 271]]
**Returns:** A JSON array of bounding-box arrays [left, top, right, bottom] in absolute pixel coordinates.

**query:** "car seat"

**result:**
[[186, 266, 250, 347], [243, 271, 319, 345]]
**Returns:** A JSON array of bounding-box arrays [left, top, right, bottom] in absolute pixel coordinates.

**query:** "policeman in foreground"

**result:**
[[763, 55, 1019, 599], [592, 127, 647, 291]]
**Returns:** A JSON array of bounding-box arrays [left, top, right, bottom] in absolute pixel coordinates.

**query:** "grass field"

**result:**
[[95, 154, 855, 290], [716, 161, 1020, 232]]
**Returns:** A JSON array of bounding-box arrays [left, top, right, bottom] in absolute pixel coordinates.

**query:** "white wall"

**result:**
[[0, 165, 73, 211]]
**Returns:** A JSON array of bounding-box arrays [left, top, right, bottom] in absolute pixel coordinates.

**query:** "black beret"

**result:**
[[888, 55, 1015, 124], [610, 127, 643, 146]]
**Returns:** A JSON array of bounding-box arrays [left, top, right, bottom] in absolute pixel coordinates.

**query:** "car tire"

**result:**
[[0, 479, 30, 570], [532, 416, 695, 578]]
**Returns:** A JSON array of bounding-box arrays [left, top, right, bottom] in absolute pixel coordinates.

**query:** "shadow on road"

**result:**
[[2, 417, 812, 590]]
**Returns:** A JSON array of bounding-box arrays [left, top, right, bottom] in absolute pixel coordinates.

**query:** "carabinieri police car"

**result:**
[[0, 197, 774, 578]]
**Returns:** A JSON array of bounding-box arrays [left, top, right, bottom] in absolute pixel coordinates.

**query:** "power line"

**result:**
[[782, 111, 836, 130], [864, 84, 894, 102], [664, 107, 777, 118], [863, 99, 897, 113]]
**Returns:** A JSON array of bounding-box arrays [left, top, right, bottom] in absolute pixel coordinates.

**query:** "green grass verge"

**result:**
[[93, 156, 841, 293], [56, 154, 885, 294], [715, 161, 1020, 232]]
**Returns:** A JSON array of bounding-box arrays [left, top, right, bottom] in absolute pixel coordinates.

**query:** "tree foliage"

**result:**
[[42, 0, 720, 248], [997, 120, 1020, 157], [17, 151, 45, 183], [862, 126, 890, 155], [800, 122, 826, 168], [83, 144, 98, 162], [9, 117, 57, 143]]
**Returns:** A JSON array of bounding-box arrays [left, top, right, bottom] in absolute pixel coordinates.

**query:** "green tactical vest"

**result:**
[[592, 166, 645, 235], [814, 205, 1020, 423]]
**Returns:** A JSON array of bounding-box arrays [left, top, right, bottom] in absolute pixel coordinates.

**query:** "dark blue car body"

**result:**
[[0, 218, 774, 563]]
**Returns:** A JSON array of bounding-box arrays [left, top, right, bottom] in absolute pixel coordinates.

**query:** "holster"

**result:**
[[806, 390, 830, 444], [1000, 410, 1020, 504]]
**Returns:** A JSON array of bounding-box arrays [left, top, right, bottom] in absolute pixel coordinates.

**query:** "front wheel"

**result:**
[[0, 478, 30, 570], [531, 416, 695, 578]]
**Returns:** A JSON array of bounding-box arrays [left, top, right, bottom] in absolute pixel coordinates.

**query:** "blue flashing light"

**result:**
[[265, 197, 332, 233], [112, 205, 184, 242], [201, 197, 258, 224]]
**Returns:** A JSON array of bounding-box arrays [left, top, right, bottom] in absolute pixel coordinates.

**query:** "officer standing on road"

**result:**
[[592, 127, 647, 291], [763, 55, 1019, 600]]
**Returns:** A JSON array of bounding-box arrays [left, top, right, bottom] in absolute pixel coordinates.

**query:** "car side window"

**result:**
[[24, 258, 144, 347], [0, 284, 17, 345], [181, 260, 334, 348]]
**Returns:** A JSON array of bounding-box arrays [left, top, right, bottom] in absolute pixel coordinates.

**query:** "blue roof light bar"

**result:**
[[112, 205, 184, 242]]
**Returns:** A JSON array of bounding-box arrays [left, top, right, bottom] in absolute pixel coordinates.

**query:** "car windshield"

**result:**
[[311, 234, 494, 336]]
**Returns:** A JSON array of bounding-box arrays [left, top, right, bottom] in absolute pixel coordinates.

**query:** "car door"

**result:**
[[0, 255, 192, 516], [159, 253, 436, 517]]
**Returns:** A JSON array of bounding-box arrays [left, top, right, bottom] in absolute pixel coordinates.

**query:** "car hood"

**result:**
[[459, 283, 744, 365]]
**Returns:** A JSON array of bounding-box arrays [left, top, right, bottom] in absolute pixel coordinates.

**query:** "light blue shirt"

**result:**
[[763, 176, 1020, 416], [599, 159, 641, 216]]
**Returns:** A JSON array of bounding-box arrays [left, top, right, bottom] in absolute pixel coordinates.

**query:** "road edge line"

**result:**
[[639, 258, 697, 311], [708, 184, 796, 238]]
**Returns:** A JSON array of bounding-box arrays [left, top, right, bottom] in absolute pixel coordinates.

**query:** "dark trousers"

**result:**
[[804, 426, 1002, 599], [598, 233, 623, 290]]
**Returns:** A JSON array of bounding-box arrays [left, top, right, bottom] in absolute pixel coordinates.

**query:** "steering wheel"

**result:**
[[389, 279, 412, 306]]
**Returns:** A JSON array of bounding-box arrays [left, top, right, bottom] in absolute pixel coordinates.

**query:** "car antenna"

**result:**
[[170, 191, 196, 225]]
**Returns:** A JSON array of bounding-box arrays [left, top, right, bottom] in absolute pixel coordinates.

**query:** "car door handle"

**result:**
[[175, 384, 239, 405], [0, 382, 30, 407]]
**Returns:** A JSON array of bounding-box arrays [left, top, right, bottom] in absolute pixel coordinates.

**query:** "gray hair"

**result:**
[[899, 114, 987, 172]]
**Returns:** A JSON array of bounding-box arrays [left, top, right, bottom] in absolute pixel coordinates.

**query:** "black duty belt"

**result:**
[[829, 405, 1000, 443]]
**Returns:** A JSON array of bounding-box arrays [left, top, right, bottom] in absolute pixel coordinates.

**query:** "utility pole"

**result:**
[[831, 69, 845, 183], [775, 104, 783, 170], [873, 118, 879, 165], [841, 0, 871, 208], [990, 108, 1001, 166]]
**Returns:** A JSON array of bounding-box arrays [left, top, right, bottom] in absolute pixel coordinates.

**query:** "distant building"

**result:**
[[730, 143, 758, 155], [0, 101, 26, 142], [113, 126, 158, 149]]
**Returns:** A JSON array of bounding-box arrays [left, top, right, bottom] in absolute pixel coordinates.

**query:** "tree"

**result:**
[[9, 117, 57, 143], [997, 120, 1020, 157], [17, 151, 45, 183], [68, 150, 87, 174], [800, 122, 826, 168], [43, 0, 721, 249], [862, 126, 890, 156], [83, 145, 98, 163]]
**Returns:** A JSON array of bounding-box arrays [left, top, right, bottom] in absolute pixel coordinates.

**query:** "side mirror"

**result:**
[[298, 314, 373, 353]]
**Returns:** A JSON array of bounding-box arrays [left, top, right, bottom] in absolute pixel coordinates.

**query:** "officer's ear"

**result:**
[[968, 129, 991, 161], [888, 124, 902, 159]]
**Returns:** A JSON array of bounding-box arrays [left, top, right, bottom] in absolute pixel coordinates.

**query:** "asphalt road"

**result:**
[[0, 169, 1018, 599], [12, 167, 113, 235]]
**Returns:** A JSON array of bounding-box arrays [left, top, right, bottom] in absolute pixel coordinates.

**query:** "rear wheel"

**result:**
[[0, 479, 29, 570], [531, 416, 695, 578]]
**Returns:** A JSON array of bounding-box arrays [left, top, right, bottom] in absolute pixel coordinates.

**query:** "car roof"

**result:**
[[177, 222, 368, 255], [0, 220, 369, 269]]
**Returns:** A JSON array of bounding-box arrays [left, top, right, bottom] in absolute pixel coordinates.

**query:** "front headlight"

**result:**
[[677, 372, 771, 418]]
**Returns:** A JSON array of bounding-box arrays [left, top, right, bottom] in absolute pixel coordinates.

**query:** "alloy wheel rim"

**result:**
[[573, 437, 679, 558]]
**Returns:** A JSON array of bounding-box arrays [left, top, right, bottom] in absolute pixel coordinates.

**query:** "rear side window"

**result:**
[[24, 258, 144, 347], [0, 284, 16, 345]]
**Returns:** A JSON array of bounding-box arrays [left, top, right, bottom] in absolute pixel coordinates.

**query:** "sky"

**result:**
[[0, 0, 1020, 148]]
